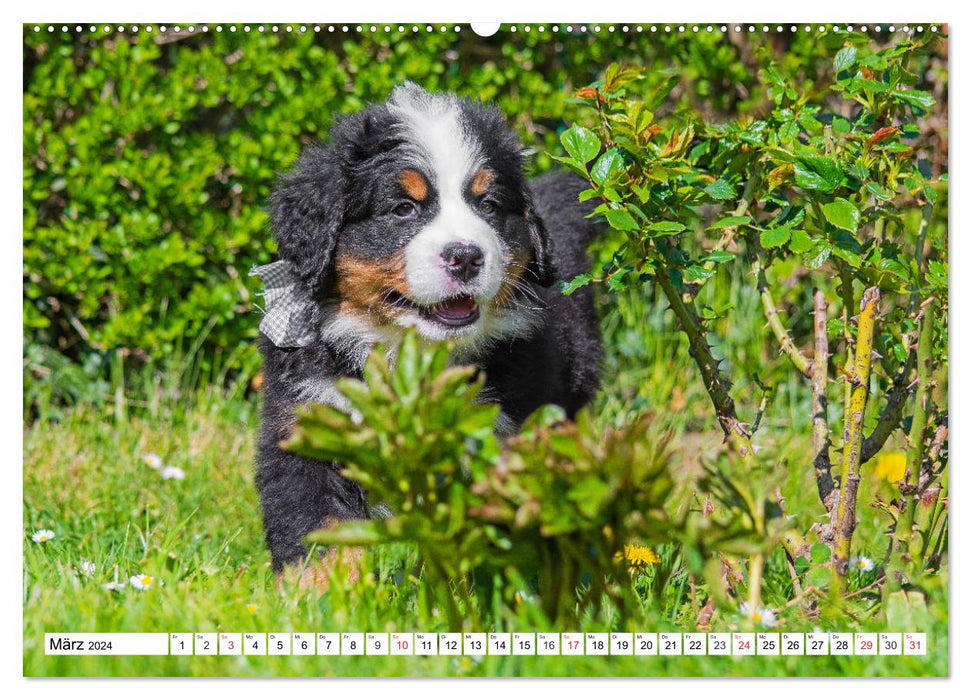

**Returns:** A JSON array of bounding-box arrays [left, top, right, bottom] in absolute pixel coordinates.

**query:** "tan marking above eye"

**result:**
[[397, 169, 428, 202], [471, 168, 496, 197]]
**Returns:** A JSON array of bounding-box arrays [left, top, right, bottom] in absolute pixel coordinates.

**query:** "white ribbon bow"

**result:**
[[249, 260, 315, 347]]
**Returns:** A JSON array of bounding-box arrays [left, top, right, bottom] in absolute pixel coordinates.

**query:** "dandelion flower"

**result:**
[[103, 581, 126, 591], [246, 603, 259, 614], [621, 544, 660, 566], [31, 529, 55, 543], [78, 561, 96, 575], [142, 453, 163, 469], [874, 452, 906, 482], [740, 602, 778, 627], [160, 466, 185, 481], [454, 656, 481, 672], [514, 590, 535, 606], [850, 556, 875, 572], [129, 574, 155, 590]]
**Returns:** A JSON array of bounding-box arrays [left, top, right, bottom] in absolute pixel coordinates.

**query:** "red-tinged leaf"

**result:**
[[869, 126, 901, 146]]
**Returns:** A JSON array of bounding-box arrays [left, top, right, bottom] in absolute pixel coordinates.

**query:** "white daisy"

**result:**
[[31, 529, 55, 543], [129, 573, 156, 590], [850, 556, 875, 572], [160, 466, 185, 481], [142, 453, 163, 469], [103, 581, 126, 591], [740, 602, 778, 627], [78, 561, 96, 575]]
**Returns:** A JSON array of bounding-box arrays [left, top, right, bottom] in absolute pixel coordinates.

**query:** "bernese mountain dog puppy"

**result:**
[[254, 83, 604, 573]]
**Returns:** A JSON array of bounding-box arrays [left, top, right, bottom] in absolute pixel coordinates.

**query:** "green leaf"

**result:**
[[560, 125, 602, 166], [591, 148, 626, 185], [305, 519, 390, 546], [891, 89, 935, 110], [810, 543, 831, 565], [647, 221, 686, 236], [787, 229, 813, 253], [604, 208, 639, 231], [682, 264, 716, 283], [703, 250, 736, 264], [555, 273, 594, 296], [846, 77, 889, 94], [831, 242, 862, 268], [760, 225, 791, 249], [707, 215, 752, 230], [866, 181, 894, 201], [805, 242, 833, 269], [704, 179, 735, 200], [832, 116, 852, 134], [780, 120, 800, 142], [880, 257, 912, 282], [833, 46, 858, 74], [822, 197, 861, 233], [548, 154, 590, 178], [794, 157, 845, 194], [606, 268, 633, 291]]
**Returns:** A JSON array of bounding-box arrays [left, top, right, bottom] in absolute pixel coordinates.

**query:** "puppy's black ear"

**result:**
[[523, 193, 557, 287], [270, 146, 345, 300]]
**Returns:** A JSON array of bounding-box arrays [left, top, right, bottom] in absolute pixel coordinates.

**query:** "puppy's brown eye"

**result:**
[[393, 201, 420, 219], [479, 199, 498, 215]]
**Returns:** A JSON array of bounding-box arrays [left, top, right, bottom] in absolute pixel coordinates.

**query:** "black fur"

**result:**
[[255, 87, 604, 571]]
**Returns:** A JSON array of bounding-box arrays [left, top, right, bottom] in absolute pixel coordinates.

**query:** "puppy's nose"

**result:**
[[441, 242, 485, 282]]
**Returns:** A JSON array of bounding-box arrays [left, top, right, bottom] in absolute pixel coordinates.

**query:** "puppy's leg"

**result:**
[[255, 444, 368, 588], [279, 537, 365, 593]]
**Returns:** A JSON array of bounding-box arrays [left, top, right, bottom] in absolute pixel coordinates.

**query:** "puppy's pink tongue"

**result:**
[[435, 296, 477, 319]]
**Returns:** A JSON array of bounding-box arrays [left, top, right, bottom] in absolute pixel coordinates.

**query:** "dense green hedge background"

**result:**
[[23, 24, 939, 405]]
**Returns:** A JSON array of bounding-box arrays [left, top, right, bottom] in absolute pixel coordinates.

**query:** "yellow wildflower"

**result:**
[[619, 544, 660, 566], [874, 452, 907, 482]]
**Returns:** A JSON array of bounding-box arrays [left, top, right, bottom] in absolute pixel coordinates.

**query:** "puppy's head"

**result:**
[[270, 83, 554, 350]]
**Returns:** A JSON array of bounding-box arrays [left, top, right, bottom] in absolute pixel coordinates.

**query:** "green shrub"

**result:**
[[552, 33, 947, 599], [23, 24, 926, 400], [286, 332, 682, 627]]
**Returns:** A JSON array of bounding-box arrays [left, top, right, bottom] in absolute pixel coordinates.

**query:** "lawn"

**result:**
[[22, 281, 948, 677]]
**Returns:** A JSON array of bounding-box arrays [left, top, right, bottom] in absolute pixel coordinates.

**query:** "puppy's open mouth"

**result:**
[[387, 291, 481, 328]]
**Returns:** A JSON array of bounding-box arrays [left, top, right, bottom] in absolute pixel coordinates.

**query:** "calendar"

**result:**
[[45, 632, 928, 657], [22, 15, 949, 683]]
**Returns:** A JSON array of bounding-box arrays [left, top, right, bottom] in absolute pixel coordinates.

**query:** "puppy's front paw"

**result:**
[[277, 546, 364, 594]]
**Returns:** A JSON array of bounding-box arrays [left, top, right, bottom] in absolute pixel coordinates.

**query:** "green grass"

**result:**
[[23, 284, 948, 677]]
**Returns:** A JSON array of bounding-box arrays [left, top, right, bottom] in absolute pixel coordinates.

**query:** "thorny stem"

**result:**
[[812, 289, 837, 512], [912, 203, 934, 308], [655, 266, 755, 466], [917, 417, 948, 559], [837, 264, 856, 446], [887, 299, 937, 590], [859, 350, 917, 463], [833, 287, 881, 575]]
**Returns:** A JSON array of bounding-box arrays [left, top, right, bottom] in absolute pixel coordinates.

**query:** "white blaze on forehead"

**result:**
[[388, 83, 505, 307], [387, 83, 482, 197]]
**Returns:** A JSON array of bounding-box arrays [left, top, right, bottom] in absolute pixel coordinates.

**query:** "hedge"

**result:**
[[23, 24, 905, 393]]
